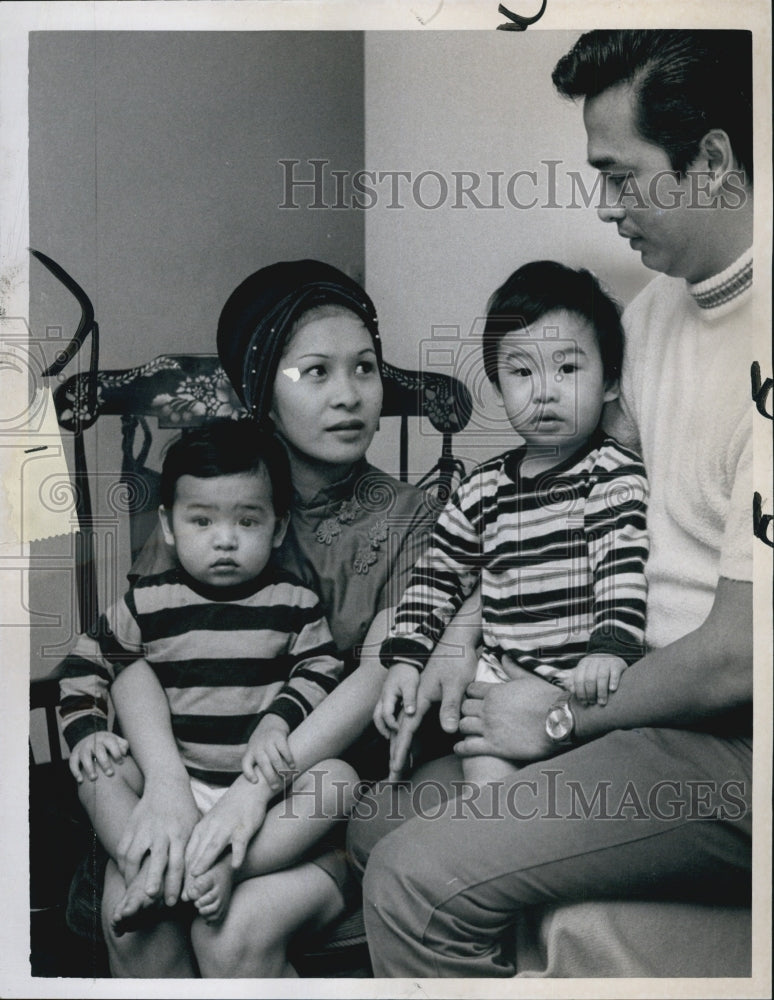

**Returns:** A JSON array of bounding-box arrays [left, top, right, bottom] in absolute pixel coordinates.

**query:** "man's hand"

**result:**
[[387, 649, 477, 780], [455, 658, 559, 763], [373, 662, 420, 739], [242, 714, 294, 788], [562, 654, 628, 706], [68, 731, 129, 784], [185, 774, 272, 876], [116, 777, 199, 907]]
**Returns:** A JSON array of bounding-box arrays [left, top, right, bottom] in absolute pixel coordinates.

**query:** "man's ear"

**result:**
[[159, 505, 175, 547], [696, 129, 737, 192], [603, 378, 620, 404], [272, 511, 290, 549]]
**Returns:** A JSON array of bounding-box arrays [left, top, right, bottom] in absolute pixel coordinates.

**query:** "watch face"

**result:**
[[546, 702, 573, 742]]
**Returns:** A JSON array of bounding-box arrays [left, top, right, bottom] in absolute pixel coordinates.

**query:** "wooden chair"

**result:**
[[28, 251, 473, 978]]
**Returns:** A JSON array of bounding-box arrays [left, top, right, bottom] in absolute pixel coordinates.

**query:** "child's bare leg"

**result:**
[[79, 754, 194, 928], [461, 753, 522, 787], [76, 753, 144, 857], [191, 862, 345, 977], [186, 758, 358, 901], [102, 859, 197, 977], [243, 758, 358, 876], [77, 756, 168, 924]]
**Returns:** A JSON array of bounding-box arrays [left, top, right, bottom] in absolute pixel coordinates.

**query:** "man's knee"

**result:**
[[362, 826, 426, 919], [346, 779, 417, 880]]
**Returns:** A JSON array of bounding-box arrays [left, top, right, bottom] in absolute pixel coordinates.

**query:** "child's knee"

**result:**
[[75, 753, 143, 808]]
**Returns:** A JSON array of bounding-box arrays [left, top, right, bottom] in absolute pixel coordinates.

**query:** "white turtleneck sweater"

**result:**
[[616, 250, 753, 650]]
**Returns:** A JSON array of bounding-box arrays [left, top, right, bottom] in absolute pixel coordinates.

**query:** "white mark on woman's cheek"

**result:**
[[280, 367, 301, 383]]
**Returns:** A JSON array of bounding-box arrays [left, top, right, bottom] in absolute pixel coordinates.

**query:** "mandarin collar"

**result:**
[[292, 458, 371, 511]]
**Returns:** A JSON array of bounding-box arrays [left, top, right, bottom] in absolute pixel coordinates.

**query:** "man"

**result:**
[[351, 30, 754, 977]]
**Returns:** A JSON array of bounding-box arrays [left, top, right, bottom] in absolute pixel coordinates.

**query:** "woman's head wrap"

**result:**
[[217, 259, 381, 425]]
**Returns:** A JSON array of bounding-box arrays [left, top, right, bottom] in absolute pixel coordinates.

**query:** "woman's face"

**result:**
[[271, 307, 383, 479]]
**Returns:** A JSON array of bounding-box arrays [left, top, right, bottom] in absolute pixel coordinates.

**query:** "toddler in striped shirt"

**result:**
[[376, 261, 649, 785], [59, 419, 355, 926]]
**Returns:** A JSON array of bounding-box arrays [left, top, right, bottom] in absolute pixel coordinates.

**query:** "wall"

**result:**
[[27, 31, 366, 715]]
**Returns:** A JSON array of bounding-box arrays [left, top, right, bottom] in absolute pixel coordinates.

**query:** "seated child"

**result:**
[[375, 260, 649, 786], [59, 419, 357, 927]]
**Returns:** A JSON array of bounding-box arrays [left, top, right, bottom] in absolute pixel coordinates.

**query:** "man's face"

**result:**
[[583, 83, 718, 283]]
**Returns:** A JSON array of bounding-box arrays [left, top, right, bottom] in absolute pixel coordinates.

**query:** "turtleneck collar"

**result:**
[[688, 248, 752, 311]]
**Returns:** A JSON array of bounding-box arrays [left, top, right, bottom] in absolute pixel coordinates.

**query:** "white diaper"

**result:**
[[189, 776, 230, 815]]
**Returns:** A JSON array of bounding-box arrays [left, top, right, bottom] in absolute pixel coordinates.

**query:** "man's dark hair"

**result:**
[[482, 261, 623, 388], [552, 30, 752, 181], [160, 418, 291, 516]]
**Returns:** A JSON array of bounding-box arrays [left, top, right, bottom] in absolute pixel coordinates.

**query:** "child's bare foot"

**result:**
[[110, 858, 165, 936], [184, 854, 234, 925]]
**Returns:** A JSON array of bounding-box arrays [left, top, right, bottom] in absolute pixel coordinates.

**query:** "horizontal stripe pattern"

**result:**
[[59, 569, 343, 773], [382, 436, 648, 673]]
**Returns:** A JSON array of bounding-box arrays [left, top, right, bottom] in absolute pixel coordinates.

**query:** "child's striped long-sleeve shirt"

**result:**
[[381, 432, 649, 681], [59, 566, 343, 785]]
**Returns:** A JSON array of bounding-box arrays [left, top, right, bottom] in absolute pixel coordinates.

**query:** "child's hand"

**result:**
[[68, 731, 129, 784], [373, 662, 420, 739], [241, 714, 294, 788], [563, 654, 628, 707]]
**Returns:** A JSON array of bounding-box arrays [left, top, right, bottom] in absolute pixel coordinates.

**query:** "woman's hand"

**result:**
[[387, 647, 478, 779], [185, 774, 272, 876], [455, 658, 559, 763], [116, 776, 200, 907]]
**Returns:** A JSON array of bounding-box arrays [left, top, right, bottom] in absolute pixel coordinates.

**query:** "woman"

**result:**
[[85, 260, 437, 977]]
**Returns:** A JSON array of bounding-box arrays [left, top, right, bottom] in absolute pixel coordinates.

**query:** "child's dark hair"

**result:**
[[482, 261, 623, 388], [160, 419, 291, 516]]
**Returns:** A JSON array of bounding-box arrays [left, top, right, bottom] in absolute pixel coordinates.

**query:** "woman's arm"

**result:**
[[111, 660, 200, 904], [456, 577, 752, 762], [185, 607, 394, 875]]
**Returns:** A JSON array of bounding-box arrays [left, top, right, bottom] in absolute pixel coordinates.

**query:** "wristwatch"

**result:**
[[545, 693, 577, 747]]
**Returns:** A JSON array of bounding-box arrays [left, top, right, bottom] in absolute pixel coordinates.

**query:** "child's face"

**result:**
[[159, 466, 287, 588], [494, 309, 618, 462]]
